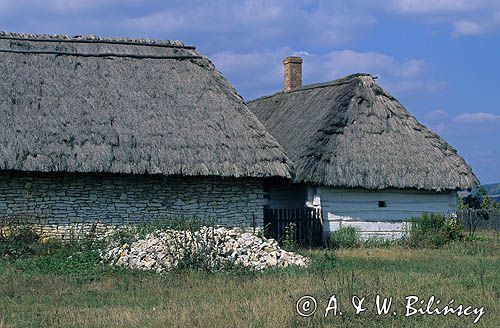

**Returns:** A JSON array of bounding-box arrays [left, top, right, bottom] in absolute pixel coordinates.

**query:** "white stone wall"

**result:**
[[0, 172, 263, 227]]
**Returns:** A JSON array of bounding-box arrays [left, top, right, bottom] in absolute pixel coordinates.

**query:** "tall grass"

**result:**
[[328, 226, 360, 249], [0, 231, 497, 327], [407, 213, 464, 248]]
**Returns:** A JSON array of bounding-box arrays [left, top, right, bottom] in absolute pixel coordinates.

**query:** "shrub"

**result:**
[[0, 219, 107, 259], [407, 213, 464, 248], [329, 226, 360, 249], [0, 223, 41, 257]]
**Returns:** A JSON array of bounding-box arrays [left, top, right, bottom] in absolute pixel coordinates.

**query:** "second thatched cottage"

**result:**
[[248, 57, 478, 238], [0, 32, 291, 228]]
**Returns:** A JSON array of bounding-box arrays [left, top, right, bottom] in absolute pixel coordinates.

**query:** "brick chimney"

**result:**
[[283, 56, 303, 92]]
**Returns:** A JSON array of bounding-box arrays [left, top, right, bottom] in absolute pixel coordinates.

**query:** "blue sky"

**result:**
[[1, 0, 499, 184]]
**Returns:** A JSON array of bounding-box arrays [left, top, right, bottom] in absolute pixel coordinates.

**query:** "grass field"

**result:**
[[0, 232, 498, 327]]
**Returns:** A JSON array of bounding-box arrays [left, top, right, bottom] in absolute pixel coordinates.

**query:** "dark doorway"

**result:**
[[263, 207, 323, 246]]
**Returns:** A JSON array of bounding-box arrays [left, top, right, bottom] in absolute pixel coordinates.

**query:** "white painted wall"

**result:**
[[321, 188, 457, 239]]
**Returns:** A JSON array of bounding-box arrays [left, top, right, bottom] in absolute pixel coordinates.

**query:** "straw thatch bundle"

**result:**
[[248, 74, 478, 191], [0, 32, 291, 178]]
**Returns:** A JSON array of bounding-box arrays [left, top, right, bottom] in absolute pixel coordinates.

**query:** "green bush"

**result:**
[[0, 220, 106, 259], [408, 213, 464, 248], [329, 226, 360, 249], [0, 224, 111, 275], [0, 224, 41, 257]]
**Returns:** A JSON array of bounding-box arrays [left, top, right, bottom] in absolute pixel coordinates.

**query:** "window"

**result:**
[[378, 201, 387, 208]]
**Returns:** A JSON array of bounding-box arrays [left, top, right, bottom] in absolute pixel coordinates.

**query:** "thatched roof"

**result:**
[[0, 32, 291, 178], [248, 74, 478, 191]]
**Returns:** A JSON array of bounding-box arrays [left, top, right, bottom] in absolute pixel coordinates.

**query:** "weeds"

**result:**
[[361, 238, 403, 248], [283, 223, 297, 250], [0, 219, 497, 328], [109, 216, 217, 244], [10, 248, 102, 275], [0, 215, 41, 258], [407, 213, 464, 248], [329, 227, 360, 249]]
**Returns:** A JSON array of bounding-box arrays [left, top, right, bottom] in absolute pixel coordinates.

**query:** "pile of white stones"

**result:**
[[101, 226, 309, 272]]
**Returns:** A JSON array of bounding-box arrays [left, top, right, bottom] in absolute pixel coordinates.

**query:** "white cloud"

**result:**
[[118, 1, 377, 52], [305, 50, 426, 79], [211, 48, 292, 99], [454, 112, 500, 123], [301, 50, 443, 95], [0, 0, 499, 48], [212, 48, 442, 99], [388, 0, 492, 13], [422, 109, 453, 134], [379, 0, 500, 37], [0, 1, 10, 12], [0, 1, 380, 54], [408, 109, 500, 184], [45, 0, 107, 13], [122, 11, 187, 33], [422, 109, 500, 137], [424, 108, 449, 121], [451, 12, 500, 37], [452, 21, 484, 37]]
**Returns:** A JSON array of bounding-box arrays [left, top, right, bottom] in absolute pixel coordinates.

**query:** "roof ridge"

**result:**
[[246, 73, 373, 103], [0, 48, 202, 60], [0, 31, 196, 50]]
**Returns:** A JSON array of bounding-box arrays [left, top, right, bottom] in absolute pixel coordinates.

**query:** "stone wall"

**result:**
[[0, 172, 264, 227]]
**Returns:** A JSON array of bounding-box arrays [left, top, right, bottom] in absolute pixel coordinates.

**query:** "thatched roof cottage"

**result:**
[[0, 32, 291, 227], [248, 57, 478, 238]]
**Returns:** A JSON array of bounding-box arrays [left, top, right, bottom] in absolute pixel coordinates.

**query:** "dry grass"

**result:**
[[0, 232, 498, 327]]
